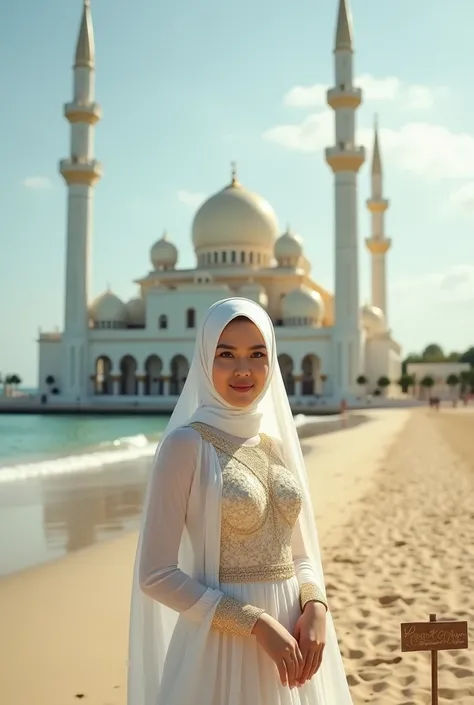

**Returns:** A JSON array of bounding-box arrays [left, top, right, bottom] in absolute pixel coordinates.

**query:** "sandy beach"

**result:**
[[1, 407, 473, 704]]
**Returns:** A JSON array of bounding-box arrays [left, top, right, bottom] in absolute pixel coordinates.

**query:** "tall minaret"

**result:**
[[365, 116, 391, 321], [59, 0, 102, 400], [325, 0, 365, 399]]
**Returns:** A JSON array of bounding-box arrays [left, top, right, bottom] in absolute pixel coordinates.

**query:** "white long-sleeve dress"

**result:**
[[139, 422, 328, 705]]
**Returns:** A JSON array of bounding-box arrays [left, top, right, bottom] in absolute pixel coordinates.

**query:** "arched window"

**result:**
[[240, 251, 245, 264], [213, 251, 218, 263], [231, 251, 236, 263], [158, 314, 168, 330], [222, 251, 227, 263], [257, 253, 261, 264], [249, 252, 254, 264], [186, 308, 196, 329], [206, 252, 211, 264]]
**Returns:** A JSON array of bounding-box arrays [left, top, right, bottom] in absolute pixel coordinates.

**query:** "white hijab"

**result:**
[[127, 297, 353, 705], [186, 297, 275, 438]]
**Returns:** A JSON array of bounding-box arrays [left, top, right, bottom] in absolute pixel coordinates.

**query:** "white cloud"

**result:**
[[283, 74, 441, 111], [449, 182, 474, 208], [264, 115, 474, 181], [264, 111, 333, 153], [177, 190, 206, 209], [284, 84, 327, 108], [22, 176, 52, 189], [393, 265, 474, 304]]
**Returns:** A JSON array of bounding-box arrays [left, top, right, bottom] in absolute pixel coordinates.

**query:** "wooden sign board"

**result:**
[[401, 620, 468, 653]]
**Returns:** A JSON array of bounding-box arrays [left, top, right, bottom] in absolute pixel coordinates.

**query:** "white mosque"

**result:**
[[37, 0, 402, 406]]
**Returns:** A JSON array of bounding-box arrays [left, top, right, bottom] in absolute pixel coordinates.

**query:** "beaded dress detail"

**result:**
[[190, 422, 303, 583]]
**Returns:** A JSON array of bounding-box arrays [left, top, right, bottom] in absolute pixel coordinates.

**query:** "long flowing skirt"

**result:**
[[159, 576, 327, 705]]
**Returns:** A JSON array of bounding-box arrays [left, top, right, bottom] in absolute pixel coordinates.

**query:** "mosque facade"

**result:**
[[37, 0, 402, 405]]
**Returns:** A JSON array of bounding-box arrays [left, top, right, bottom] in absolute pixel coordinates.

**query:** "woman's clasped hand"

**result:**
[[253, 603, 327, 688]]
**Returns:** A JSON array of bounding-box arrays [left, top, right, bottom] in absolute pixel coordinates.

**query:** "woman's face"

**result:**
[[212, 317, 269, 408]]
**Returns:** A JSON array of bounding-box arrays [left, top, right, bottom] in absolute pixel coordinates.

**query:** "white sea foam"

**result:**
[[0, 415, 336, 484], [0, 433, 158, 484]]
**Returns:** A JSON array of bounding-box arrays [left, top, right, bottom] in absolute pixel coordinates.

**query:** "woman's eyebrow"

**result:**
[[215, 343, 267, 351]]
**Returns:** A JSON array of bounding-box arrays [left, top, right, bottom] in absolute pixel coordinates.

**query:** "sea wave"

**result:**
[[0, 414, 333, 484], [0, 433, 159, 484]]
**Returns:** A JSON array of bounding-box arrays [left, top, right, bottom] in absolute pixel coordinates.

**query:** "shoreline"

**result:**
[[0, 411, 367, 578], [0, 396, 423, 416]]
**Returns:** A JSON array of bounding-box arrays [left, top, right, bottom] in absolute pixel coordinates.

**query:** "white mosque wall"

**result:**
[[38, 337, 63, 395], [364, 336, 402, 393], [145, 285, 231, 334]]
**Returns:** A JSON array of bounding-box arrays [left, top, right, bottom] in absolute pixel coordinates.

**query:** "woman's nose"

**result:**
[[234, 359, 251, 376]]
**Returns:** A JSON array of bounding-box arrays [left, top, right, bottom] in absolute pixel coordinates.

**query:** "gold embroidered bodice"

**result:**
[[190, 422, 303, 583]]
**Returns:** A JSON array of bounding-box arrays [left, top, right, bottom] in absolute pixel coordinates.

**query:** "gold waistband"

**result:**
[[219, 562, 296, 584]]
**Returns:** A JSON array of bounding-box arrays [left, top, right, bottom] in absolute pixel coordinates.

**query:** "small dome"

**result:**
[[150, 231, 178, 270], [282, 286, 325, 325], [275, 227, 304, 266], [90, 290, 126, 324], [361, 304, 385, 335], [125, 296, 145, 326], [192, 170, 279, 252]]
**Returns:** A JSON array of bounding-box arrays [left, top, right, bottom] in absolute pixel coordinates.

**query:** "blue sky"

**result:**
[[1, 0, 474, 385]]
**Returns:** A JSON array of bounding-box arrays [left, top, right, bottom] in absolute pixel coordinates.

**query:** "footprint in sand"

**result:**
[[358, 669, 388, 682], [346, 673, 360, 687], [378, 594, 401, 606], [453, 667, 473, 679], [363, 656, 402, 667], [347, 649, 365, 659]]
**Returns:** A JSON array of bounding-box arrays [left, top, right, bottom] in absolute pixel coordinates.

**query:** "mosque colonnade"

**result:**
[[91, 353, 326, 397]]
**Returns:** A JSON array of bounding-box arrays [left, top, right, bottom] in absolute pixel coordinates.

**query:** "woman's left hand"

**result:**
[[293, 601, 327, 686]]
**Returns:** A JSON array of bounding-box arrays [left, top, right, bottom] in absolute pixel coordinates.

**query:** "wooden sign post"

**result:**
[[401, 614, 469, 705]]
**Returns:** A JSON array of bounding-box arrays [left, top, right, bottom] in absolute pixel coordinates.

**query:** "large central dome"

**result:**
[[192, 171, 279, 253]]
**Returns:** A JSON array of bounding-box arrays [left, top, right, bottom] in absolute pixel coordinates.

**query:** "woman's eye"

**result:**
[[219, 351, 233, 358], [251, 351, 266, 358]]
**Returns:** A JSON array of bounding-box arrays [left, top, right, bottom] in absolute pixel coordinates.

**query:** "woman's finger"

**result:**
[[295, 644, 305, 678], [284, 653, 297, 687], [299, 647, 313, 684], [310, 644, 325, 678], [277, 658, 289, 687]]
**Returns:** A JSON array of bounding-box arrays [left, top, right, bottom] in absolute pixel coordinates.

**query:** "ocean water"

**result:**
[[0, 414, 169, 482]]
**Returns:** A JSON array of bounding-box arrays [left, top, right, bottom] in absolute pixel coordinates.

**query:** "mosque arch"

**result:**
[[278, 354, 295, 396], [170, 355, 189, 395], [119, 355, 138, 395], [186, 308, 196, 329], [301, 354, 321, 395], [94, 355, 113, 395], [158, 314, 168, 330], [144, 355, 163, 395]]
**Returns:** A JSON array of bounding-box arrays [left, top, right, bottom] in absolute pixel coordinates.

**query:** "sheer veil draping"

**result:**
[[127, 297, 353, 705]]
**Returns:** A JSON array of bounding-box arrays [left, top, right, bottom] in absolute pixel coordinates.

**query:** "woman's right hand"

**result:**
[[252, 612, 304, 688]]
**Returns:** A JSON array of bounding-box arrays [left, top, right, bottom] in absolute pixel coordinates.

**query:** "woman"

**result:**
[[128, 298, 353, 705]]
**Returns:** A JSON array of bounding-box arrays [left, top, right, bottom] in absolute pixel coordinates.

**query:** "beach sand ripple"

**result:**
[[324, 410, 474, 705]]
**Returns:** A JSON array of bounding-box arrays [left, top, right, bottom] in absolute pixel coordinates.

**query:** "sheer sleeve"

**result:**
[[138, 426, 263, 635], [291, 515, 328, 611], [269, 433, 328, 612]]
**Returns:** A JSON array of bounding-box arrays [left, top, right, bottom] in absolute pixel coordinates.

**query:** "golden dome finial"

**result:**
[[230, 161, 239, 187]]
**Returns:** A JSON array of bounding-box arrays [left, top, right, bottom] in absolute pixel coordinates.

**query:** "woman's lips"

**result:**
[[230, 384, 254, 393]]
